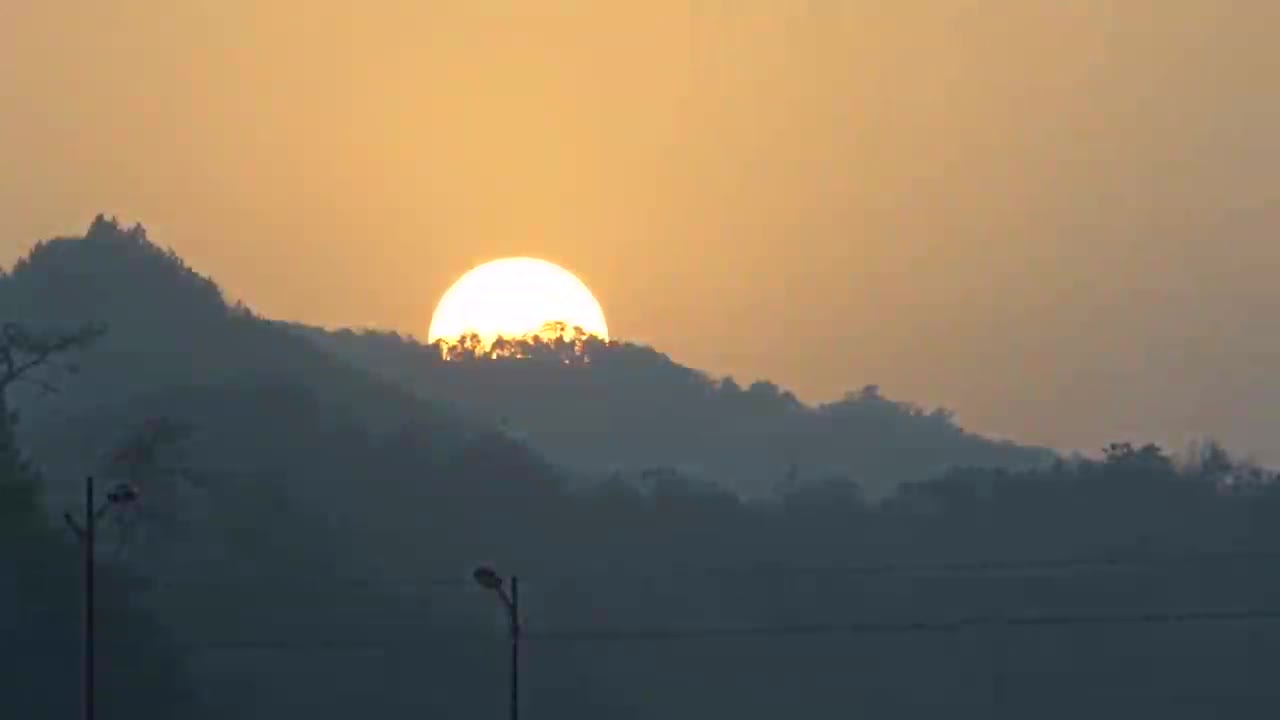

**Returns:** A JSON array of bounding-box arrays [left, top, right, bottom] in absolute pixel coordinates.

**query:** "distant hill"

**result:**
[[1, 217, 612, 718], [289, 324, 1056, 495], [2, 215, 477, 441], [7, 216, 1280, 719], [2, 214, 1052, 498]]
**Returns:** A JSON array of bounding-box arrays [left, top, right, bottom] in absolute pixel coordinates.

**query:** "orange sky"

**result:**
[[3, 1, 1279, 460]]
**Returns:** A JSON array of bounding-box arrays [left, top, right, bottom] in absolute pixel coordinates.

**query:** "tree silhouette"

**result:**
[[0, 325, 196, 719], [0, 321, 105, 466], [12, 216, 1280, 718]]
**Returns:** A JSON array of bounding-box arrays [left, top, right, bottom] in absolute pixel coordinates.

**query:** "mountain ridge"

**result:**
[[2, 215, 1055, 497], [289, 322, 1056, 495]]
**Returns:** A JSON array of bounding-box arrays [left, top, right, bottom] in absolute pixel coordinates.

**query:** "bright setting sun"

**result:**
[[426, 257, 609, 346]]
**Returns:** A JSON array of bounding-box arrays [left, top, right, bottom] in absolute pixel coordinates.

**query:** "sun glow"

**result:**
[[427, 257, 609, 348]]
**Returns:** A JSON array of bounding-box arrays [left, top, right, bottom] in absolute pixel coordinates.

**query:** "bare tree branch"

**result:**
[[0, 321, 105, 396], [14, 375, 61, 397], [0, 342, 13, 379]]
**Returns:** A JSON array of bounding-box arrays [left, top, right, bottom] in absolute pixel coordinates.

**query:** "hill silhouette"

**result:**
[[6, 216, 1280, 719], [6, 215, 1051, 499], [290, 325, 1054, 496], [3, 216, 485, 439], [4, 217, 614, 718]]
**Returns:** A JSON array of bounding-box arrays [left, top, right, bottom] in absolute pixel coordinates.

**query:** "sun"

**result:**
[[427, 257, 609, 347]]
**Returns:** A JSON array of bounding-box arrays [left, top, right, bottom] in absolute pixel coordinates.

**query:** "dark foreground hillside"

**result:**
[[5, 218, 1280, 719]]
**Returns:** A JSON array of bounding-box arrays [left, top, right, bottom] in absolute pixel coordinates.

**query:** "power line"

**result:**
[[16, 573, 479, 588], [170, 607, 1280, 652], [22, 547, 1280, 588], [629, 548, 1280, 578], [146, 577, 478, 589], [529, 608, 1280, 642]]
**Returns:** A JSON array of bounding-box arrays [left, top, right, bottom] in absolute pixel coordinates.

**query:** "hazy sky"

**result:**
[[3, 1, 1278, 460]]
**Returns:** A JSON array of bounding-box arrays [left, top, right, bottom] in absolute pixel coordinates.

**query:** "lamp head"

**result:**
[[473, 566, 503, 591], [106, 483, 139, 505]]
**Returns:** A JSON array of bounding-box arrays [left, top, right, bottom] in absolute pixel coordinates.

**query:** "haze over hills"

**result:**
[[7, 2, 1279, 464], [3, 217, 613, 718], [291, 323, 1055, 496], [2, 217, 477, 442], [3, 214, 1055, 498], [7, 217, 1280, 719], [5, 2, 1280, 716]]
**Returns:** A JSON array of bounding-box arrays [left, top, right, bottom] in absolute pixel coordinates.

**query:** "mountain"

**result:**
[[3, 216, 479, 442], [3, 217, 620, 719], [6, 215, 1052, 500], [8, 217, 1280, 719], [289, 324, 1055, 496]]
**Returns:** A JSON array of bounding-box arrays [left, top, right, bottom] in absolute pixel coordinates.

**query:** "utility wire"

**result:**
[[20, 548, 1280, 588], [170, 607, 1280, 652], [529, 608, 1280, 641], [624, 547, 1280, 577], [16, 573, 479, 588]]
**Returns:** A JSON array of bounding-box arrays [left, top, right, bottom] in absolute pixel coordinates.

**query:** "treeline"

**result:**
[[1, 324, 197, 719], [429, 321, 610, 364], [298, 325, 1054, 496], [6, 217, 1280, 718]]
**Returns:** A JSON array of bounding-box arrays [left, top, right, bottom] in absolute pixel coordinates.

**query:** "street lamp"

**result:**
[[64, 476, 139, 720], [473, 565, 520, 720]]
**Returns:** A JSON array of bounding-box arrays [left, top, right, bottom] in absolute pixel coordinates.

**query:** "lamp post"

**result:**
[[64, 476, 139, 720], [473, 566, 520, 720]]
